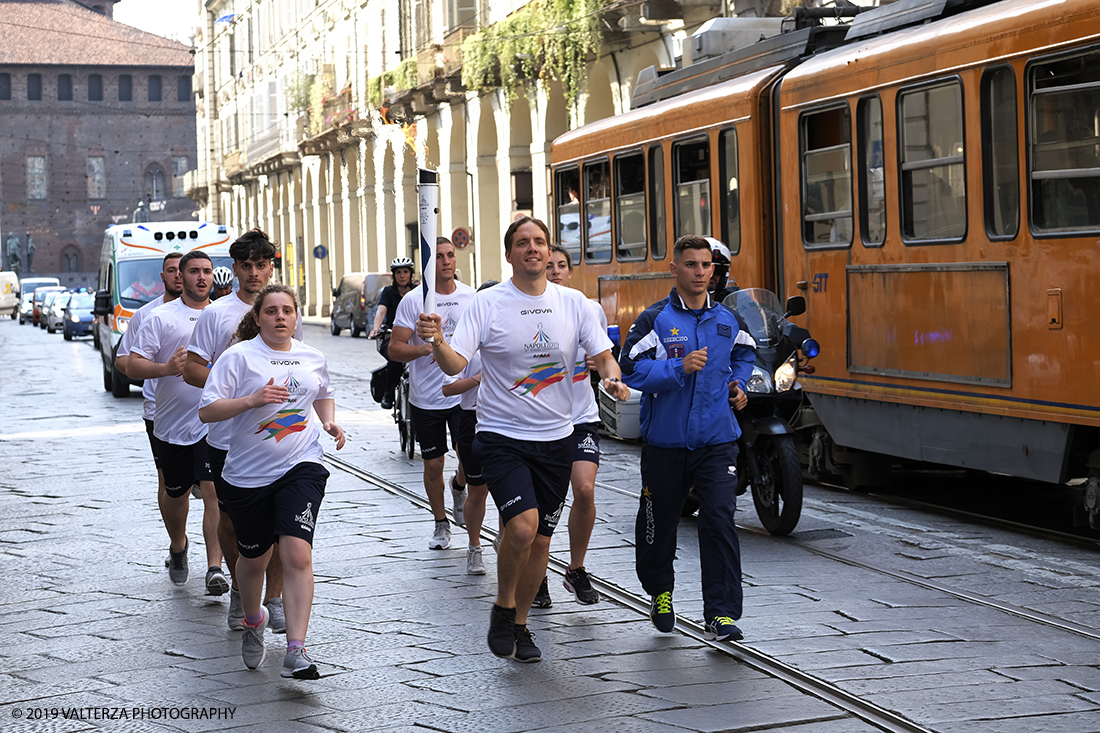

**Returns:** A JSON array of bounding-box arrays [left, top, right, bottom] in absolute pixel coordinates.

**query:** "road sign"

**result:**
[[313, 245, 328, 259], [452, 226, 471, 249]]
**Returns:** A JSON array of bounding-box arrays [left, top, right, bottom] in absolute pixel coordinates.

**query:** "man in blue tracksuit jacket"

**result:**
[[619, 235, 756, 642]]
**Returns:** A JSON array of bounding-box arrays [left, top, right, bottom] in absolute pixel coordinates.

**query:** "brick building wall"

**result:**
[[0, 0, 197, 289]]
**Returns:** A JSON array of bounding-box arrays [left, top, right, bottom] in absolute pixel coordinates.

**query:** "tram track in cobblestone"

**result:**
[[598, 476, 1100, 643], [325, 452, 934, 733]]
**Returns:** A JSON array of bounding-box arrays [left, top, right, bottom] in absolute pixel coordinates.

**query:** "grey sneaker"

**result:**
[[428, 520, 451, 550], [190, 483, 202, 500], [451, 476, 467, 526], [467, 545, 486, 575], [492, 534, 501, 553], [265, 597, 286, 634], [165, 539, 188, 585], [282, 647, 320, 679], [242, 605, 269, 670], [205, 566, 229, 596], [227, 587, 244, 631]]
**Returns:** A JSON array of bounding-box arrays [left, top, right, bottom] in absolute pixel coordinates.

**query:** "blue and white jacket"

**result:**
[[619, 288, 756, 449]]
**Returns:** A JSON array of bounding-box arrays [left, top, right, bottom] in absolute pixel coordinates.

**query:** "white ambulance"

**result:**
[[94, 221, 235, 397]]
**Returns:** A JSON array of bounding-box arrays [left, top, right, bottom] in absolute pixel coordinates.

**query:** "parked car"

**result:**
[[32, 286, 65, 326], [46, 291, 76, 333], [41, 291, 67, 331], [330, 272, 388, 337], [19, 276, 60, 324], [63, 291, 95, 340]]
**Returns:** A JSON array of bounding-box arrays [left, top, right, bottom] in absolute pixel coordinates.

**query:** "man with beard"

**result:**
[[128, 251, 221, 588]]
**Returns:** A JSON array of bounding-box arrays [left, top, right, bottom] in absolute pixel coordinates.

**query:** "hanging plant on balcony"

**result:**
[[461, 0, 606, 104]]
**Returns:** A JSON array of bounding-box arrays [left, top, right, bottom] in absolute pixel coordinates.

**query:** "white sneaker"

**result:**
[[467, 545, 486, 575], [451, 476, 467, 527], [428, 520, 451, 550]]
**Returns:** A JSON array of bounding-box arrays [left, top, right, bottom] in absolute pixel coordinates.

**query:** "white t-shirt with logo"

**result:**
[[131, 298, 208, 445], [450, 280, 613, 442], [571, 299, 608, 425], [188, 291, 307, 449], [117, 294, 166, 421], [393, 281, 475, 410], [443, 350, 482, 412], [200, 337, 334, 488]]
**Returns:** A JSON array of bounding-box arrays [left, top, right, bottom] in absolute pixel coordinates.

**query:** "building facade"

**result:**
[[189, 0, 843, 315], [0, 0, 197, 290]]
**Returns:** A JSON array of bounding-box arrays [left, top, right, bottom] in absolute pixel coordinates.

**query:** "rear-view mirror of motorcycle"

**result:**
[[784, 295, 806, 318]]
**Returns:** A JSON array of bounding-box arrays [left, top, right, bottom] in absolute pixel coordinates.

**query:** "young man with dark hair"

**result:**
[[418, 216, 630, 663], [390, 237, 476, 550], [128, 250, 222, 588], [619, 234, 756, 642], [183, 229, 300, 631]]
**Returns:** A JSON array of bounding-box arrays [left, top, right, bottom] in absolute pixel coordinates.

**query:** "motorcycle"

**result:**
[[724, 288, 819, 535]]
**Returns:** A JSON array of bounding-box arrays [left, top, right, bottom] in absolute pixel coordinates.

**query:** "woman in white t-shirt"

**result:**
[[199, 284, 345, 680], [545, 244, 610, 607]]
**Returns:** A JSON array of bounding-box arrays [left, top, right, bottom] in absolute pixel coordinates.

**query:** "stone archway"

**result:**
[[583, 59, 616, 126]]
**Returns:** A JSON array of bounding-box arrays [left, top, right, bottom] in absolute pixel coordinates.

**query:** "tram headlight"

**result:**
[[775, 354, 798, 393], [746, 366, 772, 394], [117, 316, 130, 333]]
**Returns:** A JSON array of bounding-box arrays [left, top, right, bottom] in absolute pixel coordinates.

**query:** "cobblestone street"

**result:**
[[3, 318, 1100, 732]]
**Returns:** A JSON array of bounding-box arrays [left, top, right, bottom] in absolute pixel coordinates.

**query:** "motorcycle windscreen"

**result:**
[[723, 288, 783, 346]]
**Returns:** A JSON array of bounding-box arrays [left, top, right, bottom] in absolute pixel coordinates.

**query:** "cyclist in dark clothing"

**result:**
[[370, 257, 416, 409]]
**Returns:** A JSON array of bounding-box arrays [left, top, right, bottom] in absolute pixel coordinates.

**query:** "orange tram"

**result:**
[[550, 0, 1100, 525]]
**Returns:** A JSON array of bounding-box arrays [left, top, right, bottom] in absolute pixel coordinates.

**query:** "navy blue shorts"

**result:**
[[153, 435, 212, 498], [456, 409, 483, 484], [572, 422, 601, 465], [475, 431, 572, 537], [219, 462, 329, 559]]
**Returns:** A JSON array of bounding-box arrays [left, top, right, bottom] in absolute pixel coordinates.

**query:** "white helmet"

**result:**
[[704, 237, 731, 265], [212, 266, 234, 287], [390, 256, 414, 272]]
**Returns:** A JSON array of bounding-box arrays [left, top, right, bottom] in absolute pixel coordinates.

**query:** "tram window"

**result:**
[[899, 82, 966, 242], [1029, 52, 1100, 233], [583, 160, 612, 264], [614, 153, 647, 261], [649, 145, 667, 259], [857, 97, 886, 246], [673, 138, 711, 238], [555, 167, 581, 264], [801, 106, 853, 247], [719, 128, 741, 254], [982, 67, 1019, 238]]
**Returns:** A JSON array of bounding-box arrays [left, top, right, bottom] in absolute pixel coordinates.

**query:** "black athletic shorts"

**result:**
[[475, 431, 572, 537], [144, 418, 161, 468], [410, 404, 461, 461], [456, 409, 483, 484], [206, 443, 229, 510], [152, 435, 212, 498], [219, 462, 329, 559], [572, 422, 601, 465]]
